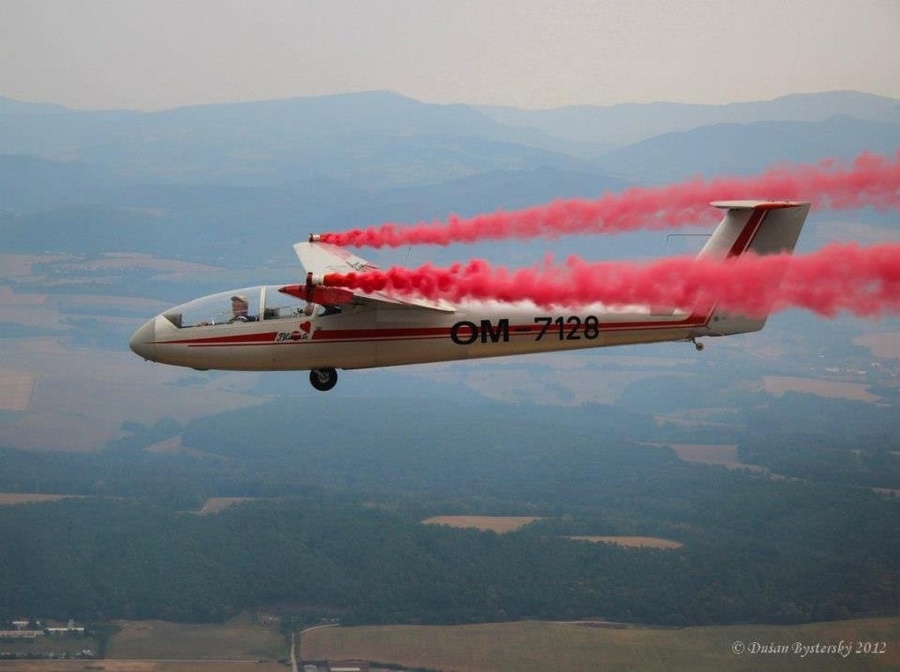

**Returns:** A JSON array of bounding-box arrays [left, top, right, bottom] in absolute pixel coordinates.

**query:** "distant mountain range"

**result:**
[[1, 89, 898, 189], [1, 89, 898, 262], [476, 90, 900, 147], [596, 115, 900, 182]]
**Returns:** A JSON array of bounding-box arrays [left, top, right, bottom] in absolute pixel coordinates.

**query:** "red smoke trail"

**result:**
[[319, 151, 900, 248], [323, 242, 900, 319]]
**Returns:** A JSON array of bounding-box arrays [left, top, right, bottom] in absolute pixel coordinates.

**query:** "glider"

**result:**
[[129, 200, 810, 391]]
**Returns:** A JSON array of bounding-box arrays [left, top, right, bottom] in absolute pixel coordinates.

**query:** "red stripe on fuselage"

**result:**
[[155, 316, 708, 349], [159, 331, 279, 346], [310, 326, 448, 341]]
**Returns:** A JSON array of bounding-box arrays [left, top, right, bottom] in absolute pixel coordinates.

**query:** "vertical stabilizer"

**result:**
[[698, 200, 810, 335]]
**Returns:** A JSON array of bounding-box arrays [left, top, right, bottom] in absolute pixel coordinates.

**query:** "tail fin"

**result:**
[[697, 200, 810, 336]]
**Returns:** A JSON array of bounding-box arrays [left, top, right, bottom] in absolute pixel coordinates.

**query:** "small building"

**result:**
[[42, 619, 85, 635], [328, 662, 370, 672], [0, 630, 43, 639]]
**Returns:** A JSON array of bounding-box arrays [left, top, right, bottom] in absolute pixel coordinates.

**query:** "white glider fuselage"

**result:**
[[129, 200, 810, 390], [131, 299, 714, 372]]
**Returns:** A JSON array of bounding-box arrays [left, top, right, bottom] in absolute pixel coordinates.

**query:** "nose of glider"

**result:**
[[129, 318, 156, 361]]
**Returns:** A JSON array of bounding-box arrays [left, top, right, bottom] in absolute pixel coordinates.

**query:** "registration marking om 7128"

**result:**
[[534, 315, 601, 341]]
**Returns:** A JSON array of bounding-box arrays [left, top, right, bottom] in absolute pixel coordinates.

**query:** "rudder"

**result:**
[[697, 200, 810, 336]]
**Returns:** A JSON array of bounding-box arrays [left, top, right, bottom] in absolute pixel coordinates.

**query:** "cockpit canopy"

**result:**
[[162, 285, 324, 328]]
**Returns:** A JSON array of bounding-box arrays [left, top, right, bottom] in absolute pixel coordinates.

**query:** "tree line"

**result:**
[[1, 395, 897, 627]]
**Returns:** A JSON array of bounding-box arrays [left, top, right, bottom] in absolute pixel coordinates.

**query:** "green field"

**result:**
[[301, 618, 900, 672], [0, 662, 286, 672], [105, 613, 286, 661], [5, 617, 897, 672]]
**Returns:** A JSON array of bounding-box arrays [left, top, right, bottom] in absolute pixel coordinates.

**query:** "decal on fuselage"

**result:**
[[450, 319, 510, 345], [533, 315, 602, 341], [450, 316, 606, 346], [275, 320, 314, 342]]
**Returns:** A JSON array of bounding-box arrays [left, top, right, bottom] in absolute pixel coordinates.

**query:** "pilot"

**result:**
[[229, 295, 257, 323]]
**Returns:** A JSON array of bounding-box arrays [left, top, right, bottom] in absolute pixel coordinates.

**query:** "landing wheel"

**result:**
[[693, 339, 705, 352], [309, 368, 338, 392]]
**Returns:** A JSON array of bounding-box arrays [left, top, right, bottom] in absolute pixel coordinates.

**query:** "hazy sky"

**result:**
[[3, 0, 899, 111]]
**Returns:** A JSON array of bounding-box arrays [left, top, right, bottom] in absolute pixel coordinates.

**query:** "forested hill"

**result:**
[[0, 485, 895, 626], [0, 396, 897, 626]]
